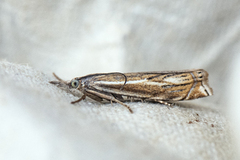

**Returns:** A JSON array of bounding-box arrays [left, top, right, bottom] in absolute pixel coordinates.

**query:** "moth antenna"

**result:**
[[51, 73, 68, 84], [109, 72, 127, 90], [119, 73, 127, 90]]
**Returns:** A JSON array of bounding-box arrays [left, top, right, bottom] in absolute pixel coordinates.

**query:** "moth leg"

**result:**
[[71, 94, 87, 104], [86, 89, 133, 113], [110, 94, 124, 105], [85, 92, 103, 102], [127, 96, 134, 102], [112, 94, 124, 101], [155, 100, 174, 109], [131, 97, 133, 102]]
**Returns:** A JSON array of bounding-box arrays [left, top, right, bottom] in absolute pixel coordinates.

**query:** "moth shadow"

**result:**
[[101, 98, 215, 111], [171, 101, 217, 112]]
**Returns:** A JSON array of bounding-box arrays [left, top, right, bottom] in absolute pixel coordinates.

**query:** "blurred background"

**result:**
[[1, 0, 240, 159], [1, 0, 240, 107]]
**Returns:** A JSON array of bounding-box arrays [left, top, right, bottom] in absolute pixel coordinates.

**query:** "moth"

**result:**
[[49, 69, 213, 113]]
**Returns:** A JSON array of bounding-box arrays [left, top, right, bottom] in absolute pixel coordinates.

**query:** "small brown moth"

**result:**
[[50, 69, 213, 113]]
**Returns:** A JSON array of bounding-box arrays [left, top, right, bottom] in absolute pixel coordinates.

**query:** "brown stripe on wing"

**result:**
[[89, 71, 197, 100], [160, 83, 193, 100], [161, 83, 192, 89], [185, 81, 209, 100], [147, 73, 188, 80], [145, 73, 194, 85]]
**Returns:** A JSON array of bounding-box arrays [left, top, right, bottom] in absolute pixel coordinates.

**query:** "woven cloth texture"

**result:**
[[0, 61, 234, 160]]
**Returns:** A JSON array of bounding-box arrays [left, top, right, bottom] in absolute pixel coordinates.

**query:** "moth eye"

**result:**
[[71, 80, 79, 88]]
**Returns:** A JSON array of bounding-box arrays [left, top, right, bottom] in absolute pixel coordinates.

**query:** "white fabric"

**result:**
[[0, 61, 233, 160], [1, 0, 239, 159]]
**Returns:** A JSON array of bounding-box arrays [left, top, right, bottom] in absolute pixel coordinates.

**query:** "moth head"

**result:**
[[49, 73, 84, 98], [50, 73, 82, 90], [69, 79, 81, 89]]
